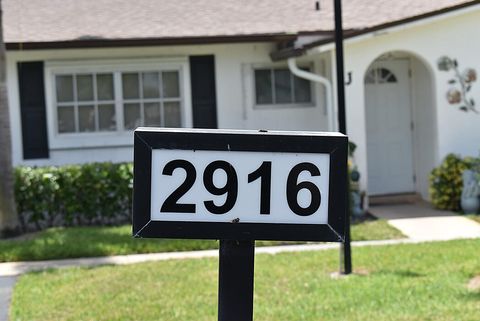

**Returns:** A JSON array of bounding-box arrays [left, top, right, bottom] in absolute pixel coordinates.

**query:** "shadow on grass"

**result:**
[[460, 291, 480, 302], [0, 226, 220, 262], [373, 270, 425, 278]]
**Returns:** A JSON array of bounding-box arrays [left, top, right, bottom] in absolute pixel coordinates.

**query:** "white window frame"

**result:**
[[44, 58, 192, 150], [54, 73, 117, 134], [251, 63, 315, 109]]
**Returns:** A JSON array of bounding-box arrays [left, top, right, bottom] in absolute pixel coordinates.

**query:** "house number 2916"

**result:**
[[160, 160, 322, 216]]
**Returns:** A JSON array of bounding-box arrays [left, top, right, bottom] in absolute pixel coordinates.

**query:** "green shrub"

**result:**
[[429, 154, 475, 211], [15, 163, 133, 231]]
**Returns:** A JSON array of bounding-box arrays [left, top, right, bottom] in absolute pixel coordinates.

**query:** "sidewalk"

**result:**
[[0, 238, 422, 277], [368, 201, 480, 241], [0, 276, 16, 321]]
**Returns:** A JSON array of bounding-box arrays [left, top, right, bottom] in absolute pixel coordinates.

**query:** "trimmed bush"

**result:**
[[429, 154, 477, 211], [15, 163, 133, 232]]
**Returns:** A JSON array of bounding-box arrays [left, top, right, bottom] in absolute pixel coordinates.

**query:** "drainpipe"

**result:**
[[287, 57, 336, 131]]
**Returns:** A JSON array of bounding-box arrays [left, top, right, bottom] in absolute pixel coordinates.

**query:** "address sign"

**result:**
[[133, 128, 347, 242]]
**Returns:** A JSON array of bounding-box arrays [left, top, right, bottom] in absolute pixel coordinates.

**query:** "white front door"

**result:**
[[365, 60, 415, 195]]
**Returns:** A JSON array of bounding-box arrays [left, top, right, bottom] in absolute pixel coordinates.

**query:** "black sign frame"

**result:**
[[133, 128, 347, 242]]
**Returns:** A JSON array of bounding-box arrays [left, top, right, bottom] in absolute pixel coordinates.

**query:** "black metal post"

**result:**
[[218, 239, 255, 321], [334, 0, 352, 275]]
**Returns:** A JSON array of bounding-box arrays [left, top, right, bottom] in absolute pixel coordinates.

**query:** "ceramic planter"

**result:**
[[461, 169, 480, 214]]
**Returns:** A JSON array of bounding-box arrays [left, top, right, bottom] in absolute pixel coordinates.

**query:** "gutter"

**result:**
[[287, 58, 335, 131]]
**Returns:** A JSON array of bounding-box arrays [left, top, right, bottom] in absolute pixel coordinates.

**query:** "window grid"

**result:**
[[121, 71, 182, 130], [72, 75, 79, 132], [255, 67, 312, 106], [290, 71, 295, 103], [114, 72, 124, 132], [139, 72, 145, 127], [56, 73, 118, 133], [365, 68, 397, 84], [92, 74, 99, 131], [270, 69, 276, 105], [55, 69, 182, 134]]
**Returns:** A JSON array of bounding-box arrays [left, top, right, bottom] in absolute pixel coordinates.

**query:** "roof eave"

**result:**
[[270, 0, 480, 61], [6, 33, 297, 51]]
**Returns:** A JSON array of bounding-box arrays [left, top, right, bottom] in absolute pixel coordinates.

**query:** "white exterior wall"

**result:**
[[7, 43, 329, 166], [9, 5, 479, 200], [340, 6, 480, 197]]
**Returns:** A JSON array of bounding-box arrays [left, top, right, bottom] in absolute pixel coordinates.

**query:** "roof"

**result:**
[[4, 0, 479, 49]]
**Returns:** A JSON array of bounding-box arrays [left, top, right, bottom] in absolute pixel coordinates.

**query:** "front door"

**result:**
[[365, 60, 415, 195]]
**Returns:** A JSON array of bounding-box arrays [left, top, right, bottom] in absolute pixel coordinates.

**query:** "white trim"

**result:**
[[287, 57, 335, 131], [45, 57, 188, 69], [44, 58, 192, 150], [114, 72, 124, 131], [329, 49, 339, 132], [406, 58, 418, 191], [7, 55, 22, 166], [250, 62, 316, 110], [307, 3, 480, 56]]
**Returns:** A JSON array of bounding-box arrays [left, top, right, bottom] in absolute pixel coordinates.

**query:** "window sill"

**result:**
[[49, 130, 134, 150], [253, 103, 316, 110]]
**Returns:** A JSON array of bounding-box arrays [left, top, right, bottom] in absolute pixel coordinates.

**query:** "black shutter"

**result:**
[[189, 55, 218, 129], [18, 61, 49, 159]]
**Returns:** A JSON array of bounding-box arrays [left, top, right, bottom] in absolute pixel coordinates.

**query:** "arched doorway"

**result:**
[[364, 52, 436, 197]]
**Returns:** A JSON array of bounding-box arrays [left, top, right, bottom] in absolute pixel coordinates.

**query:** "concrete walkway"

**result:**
[[0, 239, 418, 277], [0, 276, 16, 321], [369, 201, 480, 241]]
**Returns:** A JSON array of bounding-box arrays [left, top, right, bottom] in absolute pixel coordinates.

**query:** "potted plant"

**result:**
[[461, 169, 480, 214], [348, 142, 364, 218]]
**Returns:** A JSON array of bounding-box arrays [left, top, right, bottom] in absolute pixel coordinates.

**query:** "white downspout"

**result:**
[[287, 57, 336, 131]]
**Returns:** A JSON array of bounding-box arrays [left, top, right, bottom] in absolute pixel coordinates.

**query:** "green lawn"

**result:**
[[350, 219, 402, 241], [0, 220, 403, 262], [468, 214, 480, 224], [11, 239, 480, 321]]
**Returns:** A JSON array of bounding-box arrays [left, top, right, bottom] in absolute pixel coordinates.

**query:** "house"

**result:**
[[4, 0, 480, 201]]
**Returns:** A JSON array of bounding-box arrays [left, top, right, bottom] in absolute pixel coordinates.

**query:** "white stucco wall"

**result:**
[[7, 5, 479, 202], [339, 6, 480, 198], [7, 43, 329, 166]]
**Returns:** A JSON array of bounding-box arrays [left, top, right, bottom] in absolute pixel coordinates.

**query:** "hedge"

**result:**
[[429, 154, 479, 211], [20, 154, 477, 232], [15, 163, 133, 232]]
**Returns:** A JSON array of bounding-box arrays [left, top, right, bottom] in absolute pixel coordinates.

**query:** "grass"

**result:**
[[10, 239, 480, 321], [467, 214, 480, 224], [350, 219, 402, 241], [0, 219, 403, 262]]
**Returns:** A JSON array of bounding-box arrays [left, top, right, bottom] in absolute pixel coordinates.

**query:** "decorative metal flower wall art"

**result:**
[[437, 56, 478, 113]]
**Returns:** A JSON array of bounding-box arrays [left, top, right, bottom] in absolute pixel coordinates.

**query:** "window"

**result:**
[[121, 71, 181, 129], [56, 73, 115, 133], [53, 68, 182, 134], [254, 67, 312, 106], [364, 67, 397, 84]]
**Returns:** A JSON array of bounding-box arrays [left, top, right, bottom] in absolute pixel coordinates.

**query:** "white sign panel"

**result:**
[[151, 149, 330, 224], [133, 128, 347, 242]]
